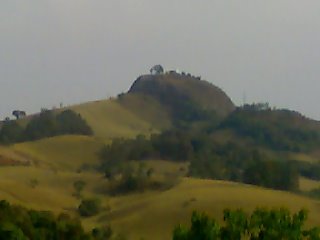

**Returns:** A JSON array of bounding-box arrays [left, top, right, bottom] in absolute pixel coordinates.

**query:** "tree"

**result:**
[[150, 65, 164, 75], [56, 110, 93, 135], [78, 198, 101, 217], [12, 110, 26, 120], [0, 120, 24, 144]]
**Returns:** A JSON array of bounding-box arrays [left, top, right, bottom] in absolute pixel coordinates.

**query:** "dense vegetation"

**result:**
[[294, 161, 320, 181], [128, 76, 222, 127], [100, 130, 299, 191], [173, 208, 320, 239], [0, 110, 92, 144], [103, 159, 177, 194], [0, 200, 111, 240], [99, 104, 320, 192], [219, 104, 320, 152]]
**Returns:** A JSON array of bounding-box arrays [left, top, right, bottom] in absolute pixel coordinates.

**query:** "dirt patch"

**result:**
[[0, 154, 29, 166]]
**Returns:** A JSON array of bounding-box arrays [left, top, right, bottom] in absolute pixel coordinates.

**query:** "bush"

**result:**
[[92, 225, 112, 240], [56, 110, 93, 136], [243, 160, 299, 191], [0, 200, 93, 240], [78, 198, 101, 217]]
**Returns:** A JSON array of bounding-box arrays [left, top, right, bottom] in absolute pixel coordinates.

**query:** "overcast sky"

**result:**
[[1, 0, 320, 120]]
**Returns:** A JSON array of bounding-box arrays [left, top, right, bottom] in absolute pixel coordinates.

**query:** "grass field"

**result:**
[[70, 99, 160, 140], [117, 93, 172, 131], [300, 177, 320, 192], [0, 150, 319, 240], [13, 135, 104, 172], [290, 153, 319, 164], [93, 178, 320, 240]]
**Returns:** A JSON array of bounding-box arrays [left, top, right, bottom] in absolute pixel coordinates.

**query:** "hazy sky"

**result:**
[[1, 1, 320, 120]]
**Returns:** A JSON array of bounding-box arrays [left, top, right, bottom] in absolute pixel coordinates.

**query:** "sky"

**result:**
[[1, 0, 320, 120]]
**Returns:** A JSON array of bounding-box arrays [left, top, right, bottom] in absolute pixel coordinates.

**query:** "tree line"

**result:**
[[0, 110, 93, 144], [173, 208, 320, 239], [219, 106, 320, 152], [99, 130, 299, 191]]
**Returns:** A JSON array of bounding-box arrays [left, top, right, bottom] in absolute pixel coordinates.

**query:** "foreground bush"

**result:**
[[173, 208, 320, 240], [0, 200, 91, 240], [0, 200, 115, 239]]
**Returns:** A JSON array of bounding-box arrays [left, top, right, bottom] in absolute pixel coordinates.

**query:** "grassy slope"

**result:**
[[300, 177, 320, 191], [95, 178, 320, 240], [0, 166, 105, 214], [13, 135, 103, 172], [0, 146, 319, 240], [117, 93, 172, 131], [70, 99, 161, 140]]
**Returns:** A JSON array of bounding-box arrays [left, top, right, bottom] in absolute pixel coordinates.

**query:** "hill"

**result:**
[[1, 70, 320, 238], [129, 73, 235, 118]]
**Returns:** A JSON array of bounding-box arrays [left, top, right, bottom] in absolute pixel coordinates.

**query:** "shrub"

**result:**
[[78, 198, 101, 217], [92, 225, 112, 240], [0, 200, 93, 239]]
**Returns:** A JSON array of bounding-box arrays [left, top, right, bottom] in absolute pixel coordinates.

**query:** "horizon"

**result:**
[[1, 70, 317, 122]]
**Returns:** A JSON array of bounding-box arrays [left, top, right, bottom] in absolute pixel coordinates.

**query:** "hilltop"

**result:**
[[129, 72, 235, 117]]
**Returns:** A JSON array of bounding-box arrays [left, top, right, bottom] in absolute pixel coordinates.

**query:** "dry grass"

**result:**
[[300, 177, 320, 192], [290, 153, 319, 164], [13, 135, 103, 172], [0, 158, 319, 240], [70, 99, 158, 140], [117, 93, 171, 131], [90, 178, 320, 240]]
